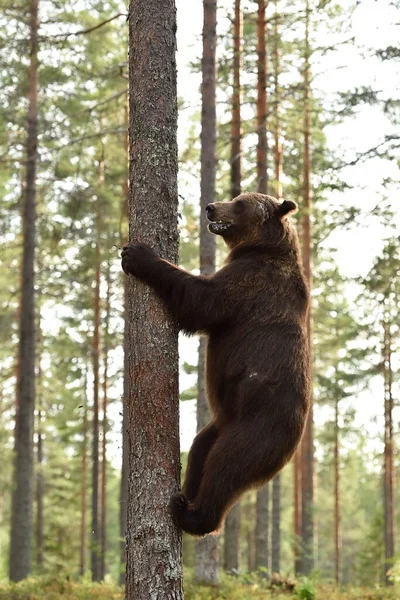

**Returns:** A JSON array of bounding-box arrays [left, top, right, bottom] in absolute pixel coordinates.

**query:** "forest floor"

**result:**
[[0, 574, 399, 600]]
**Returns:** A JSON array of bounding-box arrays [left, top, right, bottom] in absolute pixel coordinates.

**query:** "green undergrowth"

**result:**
[[0, 573, 399, 600]]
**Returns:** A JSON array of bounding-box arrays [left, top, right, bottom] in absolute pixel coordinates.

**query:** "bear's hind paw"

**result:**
[[169, 493, 189, 520]]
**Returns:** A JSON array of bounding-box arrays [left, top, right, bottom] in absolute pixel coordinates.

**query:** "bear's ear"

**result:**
[[278, 200, 297, 219]]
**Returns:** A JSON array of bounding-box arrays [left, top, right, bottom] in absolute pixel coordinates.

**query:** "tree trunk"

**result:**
[[383, 314, 394, 585], [294, 449, 302, 575], [300, 0, 314, 575], [223, 0, 242, 573], [100, 260, 111, 580], [9, 0, 39, 582], [125, 1, 183, 597], [195, 344, 219, 584], [196, 1, 219, 564], [230, 0, 242, 199], [80, 372, 88, 577], [119, 100, 129, 587], [334, 392, 341, 585], [91, 153, 103, 582], [255, 485, 269, 574], [256, 0, 268, 194], [254, 0, 270, 575], [271, 474, 281, 574], [36, 345, 44, 571], [273, 0, 282, 201]]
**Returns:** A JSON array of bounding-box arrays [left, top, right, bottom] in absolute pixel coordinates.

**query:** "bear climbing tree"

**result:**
[[124, 1, 183, 599], [123, 193, 311, 537]]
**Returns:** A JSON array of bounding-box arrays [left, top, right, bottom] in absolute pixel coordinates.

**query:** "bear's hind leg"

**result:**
[[182, 422, 219, 502], [171, 423, 267, 536]]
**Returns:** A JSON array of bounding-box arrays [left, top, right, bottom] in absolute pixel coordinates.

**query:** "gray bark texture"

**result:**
[[120, 276, 129, 585], [195, 341, 220, 584], [194, 0, 220, 584], [125, 1, 183, 598], [224, 503, 241, 573], [9, 0, 39, 582], [271, 474, 281, 574], [255, 484, 269, 574]]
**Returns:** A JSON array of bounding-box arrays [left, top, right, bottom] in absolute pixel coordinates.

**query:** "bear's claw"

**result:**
[[169, 492, 189, 518]]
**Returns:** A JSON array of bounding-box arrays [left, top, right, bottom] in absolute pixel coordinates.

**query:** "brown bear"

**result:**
[[121, 192, 311, 536]]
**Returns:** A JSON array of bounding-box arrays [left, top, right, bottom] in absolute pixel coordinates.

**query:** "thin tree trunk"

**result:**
[[255, 0, 270, 575], [273, 0, 282, 201], [91, 151, 103, 582], [195, 4, 220, 571], [300, 0, 314, 575], [223, 0, 243, 573], [334, 391, 341, 585], [9, 0, 39, 582], [36, 338, 44, 571], [256, 0, 268, 194], [100, 260, 111, 580], [125, 1, 183, 597], [230, 0, 242, 199], [255, 485, 269, 574], [383, 314, 394, 585], [80, 372, 88, 577], [294, 448, 302, 575], [271, 6, 282, 574], [271, 474, 281, 574], [119, 99, 129, 587]]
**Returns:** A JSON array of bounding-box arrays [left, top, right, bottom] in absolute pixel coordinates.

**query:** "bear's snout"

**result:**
[[206, 204, 215, 217]]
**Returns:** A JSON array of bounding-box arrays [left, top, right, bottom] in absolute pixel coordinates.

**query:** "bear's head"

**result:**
[[206, 192, 297, 250]]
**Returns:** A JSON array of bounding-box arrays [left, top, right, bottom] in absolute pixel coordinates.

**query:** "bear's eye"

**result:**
[[235, 200, 246, 210]]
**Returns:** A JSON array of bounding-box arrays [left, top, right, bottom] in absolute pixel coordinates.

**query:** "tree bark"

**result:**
[[80, 372, 88, 577], [119, 100, 129, 587], [383, 314, 394, 585], [91, 152, 103, 582], [255, 485, 269, 574], [125, 1, 183, 598], [100, 260, 111, 580], [36, 336, 44, 571], [294, 448, 302, 575], [224, 503, 241, 573], [230, 0, 242, 199], [273, 0, 282, 201], [9, 0, 39, 582], [195, 3, 220, 564], [271, 474, 281, 574], [300, 0, 314, 575], [256, 0, 268, 194]]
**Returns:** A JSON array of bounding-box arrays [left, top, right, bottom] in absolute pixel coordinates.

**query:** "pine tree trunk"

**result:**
[[100, 261, 111, 580], [80, 374, 88, 577], [119, 101, 129, 587], [271, 474, 281, 574], [9, 0, 39, 582], [294, 449, 302, 574], [300, 0, 314, 575], [383, 315, 394, 585], [36, 377, 44, 570], [195, 344, 219, 584], [256, 0, 268, 194], [273, 0, 282, 201], [255, 485, 269, 574], [230, 0, 242, 199], [195, 3, 219, 569], [222, 0, 243, 573], [334, 393, 341, 585], [91, 154, 103, 582], [125, 1, 183, 597]]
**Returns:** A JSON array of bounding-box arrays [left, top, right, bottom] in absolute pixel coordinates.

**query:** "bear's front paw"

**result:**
[[121, 242, 157, 277], [169, 493, 189, 521]]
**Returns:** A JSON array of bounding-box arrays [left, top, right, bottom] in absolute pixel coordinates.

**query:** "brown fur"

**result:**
[[121, 192, 311, 536]]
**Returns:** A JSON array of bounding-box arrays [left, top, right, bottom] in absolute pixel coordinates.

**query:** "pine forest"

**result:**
[[0, 0, 399, 599]]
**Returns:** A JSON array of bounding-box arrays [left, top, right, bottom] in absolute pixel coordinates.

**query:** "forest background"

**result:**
[[0, 0, 399, 598]]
